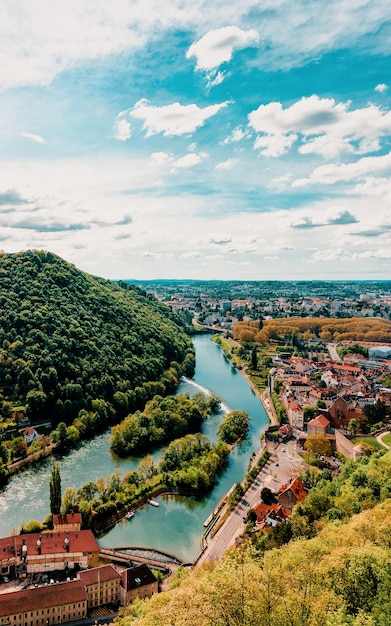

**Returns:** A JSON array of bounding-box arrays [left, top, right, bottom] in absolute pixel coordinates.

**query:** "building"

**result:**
[[307, 413, 331, 436], [120, 564, 158, 605], [368, 346, 391, 359], [53, 511, 82, 533], [0, 530, 99, 579], [0, 579, 88, 626], [22, 427, 40, 444], [278, 477, 307, 511], [79, 564, 121, 609]]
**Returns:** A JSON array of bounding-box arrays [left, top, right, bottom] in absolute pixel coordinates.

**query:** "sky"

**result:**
[[1, 1, 391, 281]]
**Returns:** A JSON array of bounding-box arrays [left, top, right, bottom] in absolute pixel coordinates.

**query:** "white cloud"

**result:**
[[215, 158, 237, 170], [375, 83, 388, 93], [254, 133, 297, 157], [20, 132, 45, 143], [113, 117, 132, 141], [180, 251, 201, 258], [150, 151, 172, 163], [292, 152, 391, 187], [1, 1, 391, 90], [186, 26, 259, 71], [223, 126, 249, 144], [173, 152, 208, 168], [130, 99, 229, 136], [249, 95, 391, 159]]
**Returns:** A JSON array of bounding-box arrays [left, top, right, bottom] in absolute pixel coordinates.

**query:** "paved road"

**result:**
[[197, 439, 307, 565]]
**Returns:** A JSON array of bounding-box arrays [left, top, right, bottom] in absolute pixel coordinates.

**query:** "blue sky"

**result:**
[[1, 1, 391, 280]]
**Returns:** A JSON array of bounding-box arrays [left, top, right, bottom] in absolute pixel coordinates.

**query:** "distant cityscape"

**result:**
[[128, 280, 391, 330]]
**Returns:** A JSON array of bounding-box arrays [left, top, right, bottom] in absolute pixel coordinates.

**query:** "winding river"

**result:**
[[0, 334, 268, 562]]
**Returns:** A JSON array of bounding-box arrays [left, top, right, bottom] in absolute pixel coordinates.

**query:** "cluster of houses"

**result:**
[[0, 512, 158, 626], [253, 477, 308, 530], [269, 346, 391, 456]]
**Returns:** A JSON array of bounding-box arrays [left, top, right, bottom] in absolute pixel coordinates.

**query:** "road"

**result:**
[[196, 439, 307, 565], [327, 342, 342, 362]]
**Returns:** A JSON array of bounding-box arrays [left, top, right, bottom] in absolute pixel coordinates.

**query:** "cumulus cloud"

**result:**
[[20, 132, 45, 143], [291, 217, 322, 229], [172, 152, 208, 169], [215, 158, 237, 170], [113, 115, 132, 141], [292, 152, 391, 187], [375, 83, 388, 93], [223, 126, 249, 144], [328, 210, 358, 225], [130, 99, 229, 136], [186, 26, 259, 71], [0, 189, 33, 205], [249, 95, 391, 159]]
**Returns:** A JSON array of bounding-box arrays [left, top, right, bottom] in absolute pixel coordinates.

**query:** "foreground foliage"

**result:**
[[114, 451, 391, 625]]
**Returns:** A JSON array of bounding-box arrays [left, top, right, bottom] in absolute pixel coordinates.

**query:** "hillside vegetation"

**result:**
[[233, 317, 391, 344], [116, 451, 391, 626], [0, 251, 194, 431]]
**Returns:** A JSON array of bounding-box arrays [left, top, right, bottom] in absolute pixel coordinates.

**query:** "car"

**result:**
[[2, 576, 9, 583]]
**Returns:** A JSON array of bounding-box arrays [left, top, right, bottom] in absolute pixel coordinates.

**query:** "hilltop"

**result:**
[[0, 251, 194, 430]]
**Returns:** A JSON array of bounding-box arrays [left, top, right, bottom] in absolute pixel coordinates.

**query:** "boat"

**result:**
[[149, 500, 159, 507], [125, 511, 134, 519]]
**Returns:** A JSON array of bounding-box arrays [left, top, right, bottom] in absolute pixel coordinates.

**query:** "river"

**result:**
[[0, 334, 268, 562]]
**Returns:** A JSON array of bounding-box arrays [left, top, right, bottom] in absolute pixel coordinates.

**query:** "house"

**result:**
[[0, 579, 88, 626], [78, 564, 121, 609], [53, 510, 82, 533], [307, 413, 331, 436], [253, 502, 291, 529], [287, 397, 304, 429], [278, 477, 308, 511], [120, 564, 158, 605], [22, 426, 40, 443]]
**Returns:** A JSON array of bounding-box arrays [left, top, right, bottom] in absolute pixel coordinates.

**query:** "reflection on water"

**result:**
[[0, 334, 268, 562]]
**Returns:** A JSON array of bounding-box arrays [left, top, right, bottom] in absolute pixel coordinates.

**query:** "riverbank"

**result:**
[[238, 368, 279, 427]]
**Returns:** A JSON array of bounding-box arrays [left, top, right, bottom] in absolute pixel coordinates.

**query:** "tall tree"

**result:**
[[49, 462, 62, 515], [251, 346, 258, 370]]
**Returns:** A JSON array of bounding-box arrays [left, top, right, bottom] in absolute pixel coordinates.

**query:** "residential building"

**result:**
[[120, 564, 158, 605], [79, 564, 121, 608], [0, 579, 87, 626]]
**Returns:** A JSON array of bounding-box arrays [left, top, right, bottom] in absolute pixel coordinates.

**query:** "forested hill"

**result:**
[[0, 250, 195, 427]]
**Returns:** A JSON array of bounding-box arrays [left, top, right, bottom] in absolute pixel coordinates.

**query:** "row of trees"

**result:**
[[232, 317, 391, 345]]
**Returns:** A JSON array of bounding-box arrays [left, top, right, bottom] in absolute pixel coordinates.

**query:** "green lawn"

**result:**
[[380, 432, 391, 447], [351, 436, 383, 450]]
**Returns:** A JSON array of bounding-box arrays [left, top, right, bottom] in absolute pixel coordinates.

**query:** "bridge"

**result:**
[[99, 546, 186, 576]]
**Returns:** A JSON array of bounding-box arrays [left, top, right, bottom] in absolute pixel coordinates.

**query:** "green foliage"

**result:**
[[217, 410, 250, 444], [0, 251, 194, 440], [111, 392, 217, 457]]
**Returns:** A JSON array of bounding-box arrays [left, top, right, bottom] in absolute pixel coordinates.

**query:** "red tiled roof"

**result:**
[[79, 564, 121, 586], [0, 580, 86, 617], [279, 477, 307, 503], [0, 530, 99, 559], [53, 512, 82, 526], [307, 414, 330, 428]]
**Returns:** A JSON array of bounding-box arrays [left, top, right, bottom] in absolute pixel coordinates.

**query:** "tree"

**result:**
[[251, 346, 258, 370], [217, 410, 250, 444], [49, 462, 62, 515], [304, 434, 332, 457], [261, 487, 276, 505]]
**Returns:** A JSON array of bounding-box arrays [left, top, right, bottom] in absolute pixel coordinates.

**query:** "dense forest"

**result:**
[[114, 450, 391, 625], [232, 317, 391, 344], [0, 251, 194, 469]]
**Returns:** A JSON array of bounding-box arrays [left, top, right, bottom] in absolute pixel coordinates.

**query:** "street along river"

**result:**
[[0, 334, 268, 562]]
